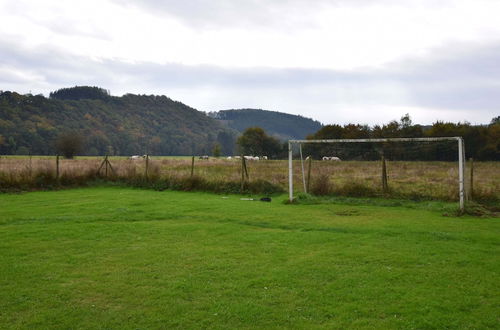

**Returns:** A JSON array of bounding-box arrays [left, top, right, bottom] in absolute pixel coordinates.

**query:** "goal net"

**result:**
[[287, 137, 466, 210]]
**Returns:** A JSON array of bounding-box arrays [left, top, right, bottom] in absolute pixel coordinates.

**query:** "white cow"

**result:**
[[322, 156, 341, 161], [130, 155, 145, 160], [199, 155, 209, 160]]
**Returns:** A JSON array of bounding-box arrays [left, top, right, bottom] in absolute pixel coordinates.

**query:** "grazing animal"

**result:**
[[130, 155, 145, 160], [199, 155, 209, 160], [322, 156, 341, 161], [261, 156, 268, 160]]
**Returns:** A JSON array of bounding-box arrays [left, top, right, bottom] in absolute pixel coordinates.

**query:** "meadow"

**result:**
[[0, 187, 499, 329], [0, 156, 499, 205]]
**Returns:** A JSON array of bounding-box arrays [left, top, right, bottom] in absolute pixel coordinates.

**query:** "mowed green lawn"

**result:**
[[0, 188, 498, 329]]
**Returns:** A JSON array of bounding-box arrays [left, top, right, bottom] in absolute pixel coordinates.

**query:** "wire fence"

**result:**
[[0, 155, 498, 202]]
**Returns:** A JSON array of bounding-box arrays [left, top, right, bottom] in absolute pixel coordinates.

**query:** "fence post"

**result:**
[[241, 156, 245, 191], [28, 152, 32, 178], [191, 156, 195, 177], [145, 154, 149, 179], [56, 155, 60, 182], [240, 156, 249, 191], [105, 155, 109, 177], [381, 155, 388, 193], [469, 157, 474, 201], [306, 156, 312, 193], [243, 156, 249, 180]]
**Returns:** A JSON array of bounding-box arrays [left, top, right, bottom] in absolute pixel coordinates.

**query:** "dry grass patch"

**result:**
[[0, 156, 498, 203]]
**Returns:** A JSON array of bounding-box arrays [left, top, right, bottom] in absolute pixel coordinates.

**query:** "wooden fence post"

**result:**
[[240, 156, 245, 191], [243, 156, 249, 180], [56, 155, 60, 182], [240, 156, 249, 191], [145, 154, 149, 179], [107, 157, 115, 177], [381, 155, 388, 193], [469, 157, 474, 200], [241, 156, 245, 191], [191, 156, 195, 177], [97, 155, 115, 178], [306, 156, 312, 193], [105, 155, 108, 178], [28, 152, 32, 178]]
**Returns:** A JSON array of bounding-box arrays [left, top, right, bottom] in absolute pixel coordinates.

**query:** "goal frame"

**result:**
[[288, 137, 466, 211]]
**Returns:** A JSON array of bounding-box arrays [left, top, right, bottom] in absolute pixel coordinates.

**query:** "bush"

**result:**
[[311, 174, 332, 196]]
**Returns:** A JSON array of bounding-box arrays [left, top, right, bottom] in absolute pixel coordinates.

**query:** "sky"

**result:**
[[0, 0, 499, 126]]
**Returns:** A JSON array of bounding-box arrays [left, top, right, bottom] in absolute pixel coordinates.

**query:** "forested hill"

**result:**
[[209, 109, 322, 140], [0, 87, 237, 156]]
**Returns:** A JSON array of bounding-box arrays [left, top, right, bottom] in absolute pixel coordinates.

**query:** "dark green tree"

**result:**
[[212, 143, 221, 157], [56, 132, 84, 159], [236, 127, 281, 158]]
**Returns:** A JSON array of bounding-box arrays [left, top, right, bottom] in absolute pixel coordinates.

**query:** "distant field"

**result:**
[[1, 156, 498, 203], [0, 187, 498, 328]]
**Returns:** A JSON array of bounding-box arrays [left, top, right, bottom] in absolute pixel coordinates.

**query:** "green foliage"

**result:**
[[305, 114, 500, 161], [0, 88, 234, 156], [49, 86, 110, 101], [216, 131, 237, 155], [212, 143, 221, 157], [236, 127, 282, 157], [211, 108, 322, 140], [56, 132, 84, 159]]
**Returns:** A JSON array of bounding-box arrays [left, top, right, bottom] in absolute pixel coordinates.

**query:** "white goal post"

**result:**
[[288, 137, 466, 211]]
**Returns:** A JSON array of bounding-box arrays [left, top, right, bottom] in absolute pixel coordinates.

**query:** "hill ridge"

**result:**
[[209, 108, 323, 140], [0, 88, 237, 156]]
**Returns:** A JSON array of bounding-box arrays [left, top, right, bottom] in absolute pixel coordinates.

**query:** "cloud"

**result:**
[[0, 37, 498, 125], [110, 0, 461, 30], [110, 0, 329, 30], [384, 41, 500, 112]]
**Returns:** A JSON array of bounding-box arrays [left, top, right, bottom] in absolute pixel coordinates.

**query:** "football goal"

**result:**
[[288, 137, 466, 211]]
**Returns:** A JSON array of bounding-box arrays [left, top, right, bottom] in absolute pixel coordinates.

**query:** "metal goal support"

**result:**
[[288, 137, 466, 211]]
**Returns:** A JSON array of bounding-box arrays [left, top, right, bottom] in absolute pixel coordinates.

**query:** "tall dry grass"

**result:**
[[0, 156, 498, 203]]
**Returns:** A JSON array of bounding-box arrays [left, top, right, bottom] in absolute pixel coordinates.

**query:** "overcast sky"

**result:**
[[1, 0, 499, 125]]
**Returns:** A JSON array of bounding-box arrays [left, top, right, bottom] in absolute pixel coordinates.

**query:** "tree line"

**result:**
[[236, 114, 499, 161], [302, 114, 500, 161], [0, 86, 498, 161]]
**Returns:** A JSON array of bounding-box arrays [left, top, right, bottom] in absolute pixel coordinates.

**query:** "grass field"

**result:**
[[1, 187, 498, 329]]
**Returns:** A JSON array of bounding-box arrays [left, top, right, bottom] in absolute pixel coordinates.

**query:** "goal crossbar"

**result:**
[[288, 137, 466, 211]]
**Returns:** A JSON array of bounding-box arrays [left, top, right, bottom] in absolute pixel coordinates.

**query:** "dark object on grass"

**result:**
[[260, 197, 271, 202]]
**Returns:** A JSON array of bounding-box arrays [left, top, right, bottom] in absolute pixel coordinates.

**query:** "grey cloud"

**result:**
[[0, 38, 498, 124], [40, 19, 112, 41], [1, 1, 111, 41], [111, 0, 326, 30], [383, 42, 500, 111], [110, 0, 459, 30]]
